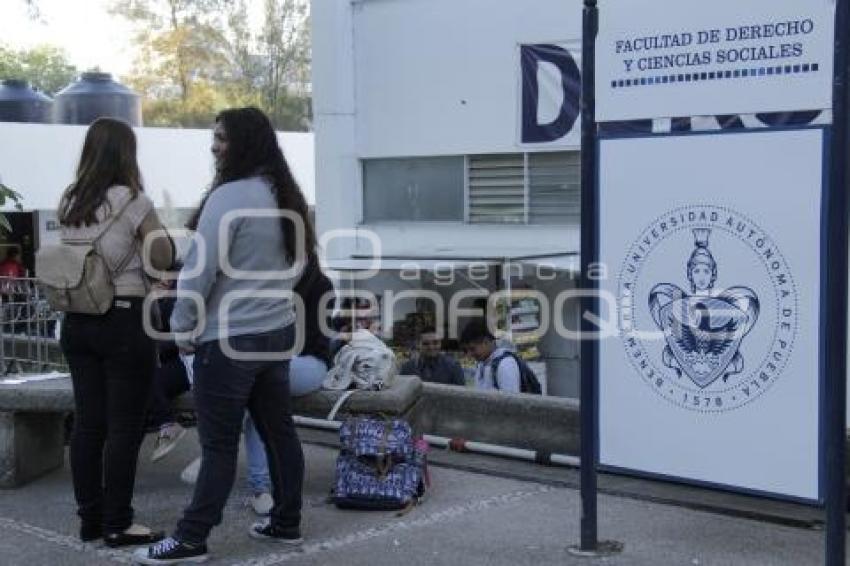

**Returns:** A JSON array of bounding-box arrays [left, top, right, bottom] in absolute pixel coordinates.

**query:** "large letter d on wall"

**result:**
[[521, 44, 581, 144]]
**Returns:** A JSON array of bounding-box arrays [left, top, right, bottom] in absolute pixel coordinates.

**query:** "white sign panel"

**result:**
[[596, 0, 835, 121], [598, 128, 824, 500]]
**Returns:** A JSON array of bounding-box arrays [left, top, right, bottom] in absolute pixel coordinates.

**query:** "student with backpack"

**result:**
[[460, 320, 542, 395], [135, 107, 313, 565], [50, 117, 173, 546]]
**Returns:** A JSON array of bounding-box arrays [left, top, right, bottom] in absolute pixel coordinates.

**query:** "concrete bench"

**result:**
[[0, 374, 422, 488]]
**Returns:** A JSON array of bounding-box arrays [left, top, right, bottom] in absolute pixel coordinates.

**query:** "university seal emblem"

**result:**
[[618, 206, 797, 412]]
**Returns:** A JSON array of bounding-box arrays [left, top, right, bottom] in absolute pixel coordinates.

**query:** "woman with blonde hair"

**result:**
[[58, 117, 173, 547]]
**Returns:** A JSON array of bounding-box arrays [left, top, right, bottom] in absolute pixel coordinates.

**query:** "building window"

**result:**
[[361, 152, 580, 225], [528, 151, 581, 224], [362, 157, 465, 222], [467, 154, 526, 224], [468, 151, 580, 225]]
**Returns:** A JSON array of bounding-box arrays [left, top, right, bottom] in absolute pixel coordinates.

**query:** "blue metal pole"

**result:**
[[579, 0, 599, 553], [826, 0, 849, 563]]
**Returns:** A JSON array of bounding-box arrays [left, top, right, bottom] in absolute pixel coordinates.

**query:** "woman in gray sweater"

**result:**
[[136, 107, 316, 565]]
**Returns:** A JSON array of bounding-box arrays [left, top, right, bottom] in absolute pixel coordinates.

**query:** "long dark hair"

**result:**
[[58, 117, 143, 227], [186, 107, 316, 263]]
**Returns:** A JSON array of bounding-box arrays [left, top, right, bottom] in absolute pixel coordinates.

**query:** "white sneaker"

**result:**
[[250, 492, 274, 516], [151, 423, 187, 462], [180, 457, 201, 485]]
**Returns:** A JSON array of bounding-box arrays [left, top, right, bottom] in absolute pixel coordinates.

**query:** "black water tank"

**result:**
[[0, 79, 53, 123], [54, 72, 142, 126]]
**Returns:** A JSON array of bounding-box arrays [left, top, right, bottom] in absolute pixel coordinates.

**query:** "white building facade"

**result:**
[[0, 122, 314, 263], [313, 0, 585, 396]]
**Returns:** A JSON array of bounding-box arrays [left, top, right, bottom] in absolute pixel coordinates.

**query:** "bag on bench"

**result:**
[[331, 416, 428, 512], [323, 330, 398, 392]]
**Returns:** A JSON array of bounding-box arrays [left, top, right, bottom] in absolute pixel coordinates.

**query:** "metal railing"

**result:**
[[0, 276, 66, 374]]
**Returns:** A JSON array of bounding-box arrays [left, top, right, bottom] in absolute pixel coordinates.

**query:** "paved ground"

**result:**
[[0, 428, 837, 566]]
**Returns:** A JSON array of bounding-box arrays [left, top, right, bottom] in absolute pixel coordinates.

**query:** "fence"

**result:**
[[0, 277, 66, 375]]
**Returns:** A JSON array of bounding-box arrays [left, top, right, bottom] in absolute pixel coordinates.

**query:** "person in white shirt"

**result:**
[[460, 320, 520, 393]]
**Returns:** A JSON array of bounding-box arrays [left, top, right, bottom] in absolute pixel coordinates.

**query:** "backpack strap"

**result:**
[[62, 196, 134, 246], [62, 196, 138, 276], [489, 351, 515, 390], [92, 197, 135, 246], [327, 389, 358, 421], [375, 420, 393, 479], [98, 198, 140, 277], [111, 239, 141, 279]]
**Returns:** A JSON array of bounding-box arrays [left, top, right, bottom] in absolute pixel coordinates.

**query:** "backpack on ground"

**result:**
[[331, 416, 428, 512], [490, 351, 543, 395], [36, 199, 134, 315]]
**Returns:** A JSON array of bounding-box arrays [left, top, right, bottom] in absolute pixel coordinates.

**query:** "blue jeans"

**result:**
[[174, 328, 303, 544], [244, 355, 327, 494]]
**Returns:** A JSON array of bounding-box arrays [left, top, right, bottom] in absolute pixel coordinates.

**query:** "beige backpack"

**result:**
[[36, 200, 135, 315]]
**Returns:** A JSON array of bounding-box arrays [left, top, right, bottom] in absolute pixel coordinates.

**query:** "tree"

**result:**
[[0, 180, 24, 234], [0, 45, 78, 96], [110, 0, 231, 98], [110, 0, 248, 127], [217, 0, 311, 129], [258, 0, 311, 130], [110, 0, 311, 130]]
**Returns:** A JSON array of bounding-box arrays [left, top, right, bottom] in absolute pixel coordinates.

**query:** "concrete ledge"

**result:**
[[0, 374, 423, 418], [415, 383, 581, 455], [0, 411, 65, 488], [5, 374, 850, 491], [416, 384, 850, 473], [0, 378, 76, 412], [286, 375, 423, 417], [0, 374, 423, 488]]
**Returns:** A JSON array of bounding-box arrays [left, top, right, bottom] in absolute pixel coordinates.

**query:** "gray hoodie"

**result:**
[[171, 176, 297, 345]]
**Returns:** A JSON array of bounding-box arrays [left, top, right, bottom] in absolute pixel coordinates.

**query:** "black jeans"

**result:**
[[175, 327, 304, 544], [146, 354, 191, 430], [60, 298, 155, 534]]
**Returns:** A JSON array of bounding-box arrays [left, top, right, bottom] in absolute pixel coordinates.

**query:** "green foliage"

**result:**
[[257, 0, 311, 130], [0, 182, 24, 234], [110, 0, 311, 130], [140, 79, 260, 128], [0, 44, 78, 96]]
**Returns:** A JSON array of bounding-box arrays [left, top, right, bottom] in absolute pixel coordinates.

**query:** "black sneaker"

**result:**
[[104, 525, 165, 548], [249, 521, 303, 545], [79, 523, 102, 542], [133, 537, 208, 564]]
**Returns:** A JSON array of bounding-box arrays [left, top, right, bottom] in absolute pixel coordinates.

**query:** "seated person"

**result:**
[[460, 320, 520, 393], [146, 275, 192, 462], [400, 327, 465, 386], [327, 313, 378, 359]]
